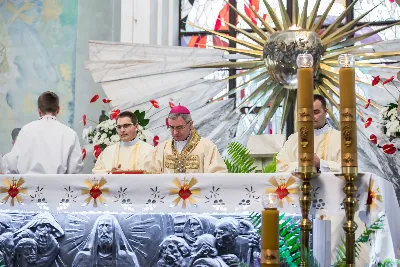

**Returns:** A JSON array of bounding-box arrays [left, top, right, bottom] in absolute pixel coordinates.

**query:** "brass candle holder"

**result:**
[[293, 53, 319, 266], [337, 54, 359, 267], [294, 166, 319, 267], [335, 168, 362, 267]]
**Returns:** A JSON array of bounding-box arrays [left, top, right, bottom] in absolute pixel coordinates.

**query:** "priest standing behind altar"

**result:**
[[4, 91, 83, 174], [144, 105, 227, 173], [276, 95, 341, 172], [92, 111, 154, 174]]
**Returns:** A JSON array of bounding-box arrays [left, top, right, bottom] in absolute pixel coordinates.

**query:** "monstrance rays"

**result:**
[[190, 0, 399, 133]]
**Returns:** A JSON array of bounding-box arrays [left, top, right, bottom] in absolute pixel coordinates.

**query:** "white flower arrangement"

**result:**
[[82, 119, 155, 150], [379, 103, 400, 139]]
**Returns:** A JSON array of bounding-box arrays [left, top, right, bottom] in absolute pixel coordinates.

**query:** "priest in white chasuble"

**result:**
[[92, 111, 153, 174], [144, 105, 227, 173], [276, 94, 341, 173], [4, 91, 84, 174]]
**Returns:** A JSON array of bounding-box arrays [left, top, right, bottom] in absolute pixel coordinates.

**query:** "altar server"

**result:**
[[92, 111, 153, 174], [4, 91, 83, 174], [144, 105, 227, 173], [276, 95, 341, 172]]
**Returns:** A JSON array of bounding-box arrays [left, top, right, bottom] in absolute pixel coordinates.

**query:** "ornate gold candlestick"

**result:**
[[293, 54, 319, 266], [338, 54, 359, 267]]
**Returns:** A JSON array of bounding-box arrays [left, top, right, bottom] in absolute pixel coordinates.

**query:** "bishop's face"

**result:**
[[116, 116, 138, 142], [168, 116, 192, 141]]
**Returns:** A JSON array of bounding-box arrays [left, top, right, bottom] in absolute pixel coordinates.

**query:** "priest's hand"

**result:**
[[314, 153, 320, 169], [111, 164, 123, 172]]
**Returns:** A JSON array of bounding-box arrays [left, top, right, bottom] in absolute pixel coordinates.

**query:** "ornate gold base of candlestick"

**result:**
[[293, 166, 319, 267], [335, 167, 362, 267]]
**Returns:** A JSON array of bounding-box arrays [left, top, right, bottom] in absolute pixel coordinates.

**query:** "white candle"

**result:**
[[313, 217, 331, 266]]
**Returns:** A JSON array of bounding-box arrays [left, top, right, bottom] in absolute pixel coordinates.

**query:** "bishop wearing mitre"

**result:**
[[92, 111, 153, 173], [276, 95, 341, 172], [144, 105, 227, 173]]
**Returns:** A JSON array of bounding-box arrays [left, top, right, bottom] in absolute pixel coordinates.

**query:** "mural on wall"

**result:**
[[0, 0, 78, 154]]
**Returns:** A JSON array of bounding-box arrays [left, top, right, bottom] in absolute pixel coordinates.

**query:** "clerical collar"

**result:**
[[174, 131, 192, 145], [314, 122, 330, 136], [120, 138, 139, 147], [39, 115, 57, 121]]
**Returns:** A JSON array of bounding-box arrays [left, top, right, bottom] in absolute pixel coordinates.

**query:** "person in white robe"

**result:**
[[4, 91, 83, 174], [92, 111, 153, 174], [144, 105, 227, 173], [276, 94, 341, 172], [2, 128, 21, 174]]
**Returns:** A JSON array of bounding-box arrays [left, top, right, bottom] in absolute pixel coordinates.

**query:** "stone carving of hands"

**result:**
[[220, 254, 240, 267], [247, 231, 260, 250]]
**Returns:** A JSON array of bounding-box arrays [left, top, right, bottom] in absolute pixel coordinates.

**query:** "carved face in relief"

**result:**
[[97, 217, 114, 247], [188, 218, 203, 239], [214, 222, 237, 248], [159, 237, 190, 265], [15, 238, 38, 265], [33, 223, 52, 249]]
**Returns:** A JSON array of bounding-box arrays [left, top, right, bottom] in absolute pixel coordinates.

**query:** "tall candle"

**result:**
[[296, 54, 315, 170], [312, 216, 331, 267], [338, 54, 358, 169], [261, 193, 280, 267]]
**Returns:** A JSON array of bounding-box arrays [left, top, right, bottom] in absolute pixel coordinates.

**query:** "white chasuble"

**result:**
[[276, 124, 341, 172], [144, 129, 227, 174], [92, 140, 153, 174]]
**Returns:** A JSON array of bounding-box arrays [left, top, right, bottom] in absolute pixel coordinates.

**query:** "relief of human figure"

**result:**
[[183, 215, 216, 245], [214, 218, 260, 266], [72, 214, 139, 267], [14, 212, 64, 267], [0, 232, 14, 267], [14, 238, 37, 267], [156, 235, 191, 267], [0, 214, 12, 235], [189, 234, 228, 267]]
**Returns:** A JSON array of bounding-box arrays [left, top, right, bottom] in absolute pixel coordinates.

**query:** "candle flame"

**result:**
[[289, 24, 302, 30]]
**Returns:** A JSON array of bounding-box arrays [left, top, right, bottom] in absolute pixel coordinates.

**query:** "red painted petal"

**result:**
[[369, 134, 377, 144], [82, 148, 87, 161], [169, 102, 175, 108], [94, 148, 102, 158], [383, 144, 396, 154], [150, 100, 160, 108], [83, 114, 87, 126], [364, 117, 372, 128], [102, 98, 112, 103], [383, 76, 395, 85], [372, 76, 380, 86], [90, 94, 100, 103], [153, 135, 160, 146], [110, 109, 121, 120]]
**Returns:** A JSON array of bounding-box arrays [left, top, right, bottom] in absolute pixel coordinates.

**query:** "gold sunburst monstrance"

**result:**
[[191, 0, 400, 134]]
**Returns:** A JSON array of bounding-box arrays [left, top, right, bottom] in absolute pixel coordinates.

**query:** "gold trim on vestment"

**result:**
[[165, 129, 202, 173], [114, 142, 140, 171]]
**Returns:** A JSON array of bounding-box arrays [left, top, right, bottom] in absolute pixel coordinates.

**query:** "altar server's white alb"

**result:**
[[4, 91, 83, 174]]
